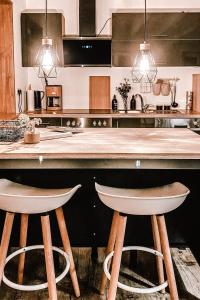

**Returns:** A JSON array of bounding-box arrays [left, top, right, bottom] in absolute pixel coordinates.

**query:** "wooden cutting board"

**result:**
[[193, 74, 200, 112], [89, 76, 110, 109]]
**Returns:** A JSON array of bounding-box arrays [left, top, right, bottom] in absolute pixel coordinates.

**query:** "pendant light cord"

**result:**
[[45, 0, 48, 37], [144, 0, 147, 42]]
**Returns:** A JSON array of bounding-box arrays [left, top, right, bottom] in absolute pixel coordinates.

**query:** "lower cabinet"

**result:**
[[112, 118, 155, 128], [39, 117, 61, 127]]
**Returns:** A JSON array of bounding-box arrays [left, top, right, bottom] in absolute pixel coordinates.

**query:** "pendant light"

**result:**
[[131, 0, 157, 83], [35, 0, 59, 84]]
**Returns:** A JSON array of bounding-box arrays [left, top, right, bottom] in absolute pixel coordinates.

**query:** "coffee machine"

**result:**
[[46, 85, 62, 111]]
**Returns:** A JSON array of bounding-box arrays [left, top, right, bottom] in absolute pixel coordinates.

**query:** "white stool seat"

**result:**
[[0, 179, 81, 214], [95, 182, 190, 215]]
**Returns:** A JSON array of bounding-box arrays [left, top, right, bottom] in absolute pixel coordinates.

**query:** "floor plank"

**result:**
[[0, 247, 197, 299], [171, 247, 200, 299]]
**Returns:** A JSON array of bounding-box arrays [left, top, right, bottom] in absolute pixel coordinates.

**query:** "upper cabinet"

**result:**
[[148, 13, 200, 40], [21, 12, 65, 67], [112, 12, 200, 67]]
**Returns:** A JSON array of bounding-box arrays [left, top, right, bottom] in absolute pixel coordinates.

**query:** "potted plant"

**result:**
[[116, 78, 131, 113], [18, 114, 42, 144]]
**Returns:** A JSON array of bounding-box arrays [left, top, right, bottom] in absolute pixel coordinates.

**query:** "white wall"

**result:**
[[15, 0, 200, 109], [13, 0, 27, 112]]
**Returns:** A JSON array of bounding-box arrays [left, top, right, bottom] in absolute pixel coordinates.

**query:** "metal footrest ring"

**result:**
[[3, 245, 70, 291], [104, 246, 168, 294]]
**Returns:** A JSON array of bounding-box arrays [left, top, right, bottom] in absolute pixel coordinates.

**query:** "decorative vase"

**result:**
[[122, 96, 128, 113], [24, 132, 40, 144]]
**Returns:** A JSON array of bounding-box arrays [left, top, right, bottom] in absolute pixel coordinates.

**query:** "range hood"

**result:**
[[63, 36, 111, 67], [79, 0, 96, 37], [62, 0, 111, 67]]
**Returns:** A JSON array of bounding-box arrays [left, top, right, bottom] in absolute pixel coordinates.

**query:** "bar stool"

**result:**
[[0, 179, 81, 300], [95, 182, 190, 300]]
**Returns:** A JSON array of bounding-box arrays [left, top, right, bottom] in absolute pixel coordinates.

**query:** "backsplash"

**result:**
[[27, 66, 199, 110]]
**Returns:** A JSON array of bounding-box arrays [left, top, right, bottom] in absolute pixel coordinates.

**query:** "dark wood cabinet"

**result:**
[[149, 13, 200, 40], [112, 12, 200, 67], [21, 12, 65, 67]]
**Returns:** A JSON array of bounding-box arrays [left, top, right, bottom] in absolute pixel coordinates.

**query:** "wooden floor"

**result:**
[[0, 247, 197, 299]]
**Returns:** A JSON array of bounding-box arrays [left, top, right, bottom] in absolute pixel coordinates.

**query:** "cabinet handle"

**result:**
[[151, 34, 169, 37]]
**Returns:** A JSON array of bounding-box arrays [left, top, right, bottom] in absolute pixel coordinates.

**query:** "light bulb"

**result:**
[[132, 42, 157, 83], [36, 38, 58, 78], [139, 53, 150, 75], [41, 48, 53, 72]]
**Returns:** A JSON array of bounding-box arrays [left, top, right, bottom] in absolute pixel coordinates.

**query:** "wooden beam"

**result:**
[[0, 0, 16, 113]]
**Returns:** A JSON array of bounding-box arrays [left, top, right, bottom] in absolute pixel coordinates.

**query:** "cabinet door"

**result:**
[[149, 13, 200, 40], [21, 13, 64, 67], [112, 12, 200, 67], [112, 41, 140, 67], [112, 12, 200, 41], [112, 13, 146, 41], [112, 39, 200, 67], [151, 40, 200, 66]]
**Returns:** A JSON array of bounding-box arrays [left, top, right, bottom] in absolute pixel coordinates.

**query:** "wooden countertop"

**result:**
[[27, 109, 200, 118], [0, 128, 200, 160], [1, 110, 200, 120]]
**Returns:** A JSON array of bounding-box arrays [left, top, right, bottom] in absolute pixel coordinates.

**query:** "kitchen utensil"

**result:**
[[186, 91, 193, 111], [34, 90, 44, 110], [89, 76, 110, 109], [156, 105, 163, 111], [161, 80, 170, 96], [171, 79, 178, 108], [152, 82, 161, 96], [46, 85, 62, 111], [164, 105, 171, 111], [130, 95, 136, 110]]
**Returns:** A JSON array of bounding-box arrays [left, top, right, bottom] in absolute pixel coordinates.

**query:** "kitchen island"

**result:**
[[0, 128, 200, 249], [0, 128, 200, 169]]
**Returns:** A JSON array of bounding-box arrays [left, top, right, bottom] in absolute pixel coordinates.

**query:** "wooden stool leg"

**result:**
[[0, 212, 15, 284], [41, 214, 57, 300], [151, 215, 165, 293], [107, 214, 127, 300], [100, 210, 119, 295], [55, 207, 80, 298], [18, 213, 29, 284], [157, 215, 179, 300]]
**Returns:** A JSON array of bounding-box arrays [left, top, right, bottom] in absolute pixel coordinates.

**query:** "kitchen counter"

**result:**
[[27, 109, 200, 118], [0, 128, 200, 169], [1, 110, 200, 120]]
